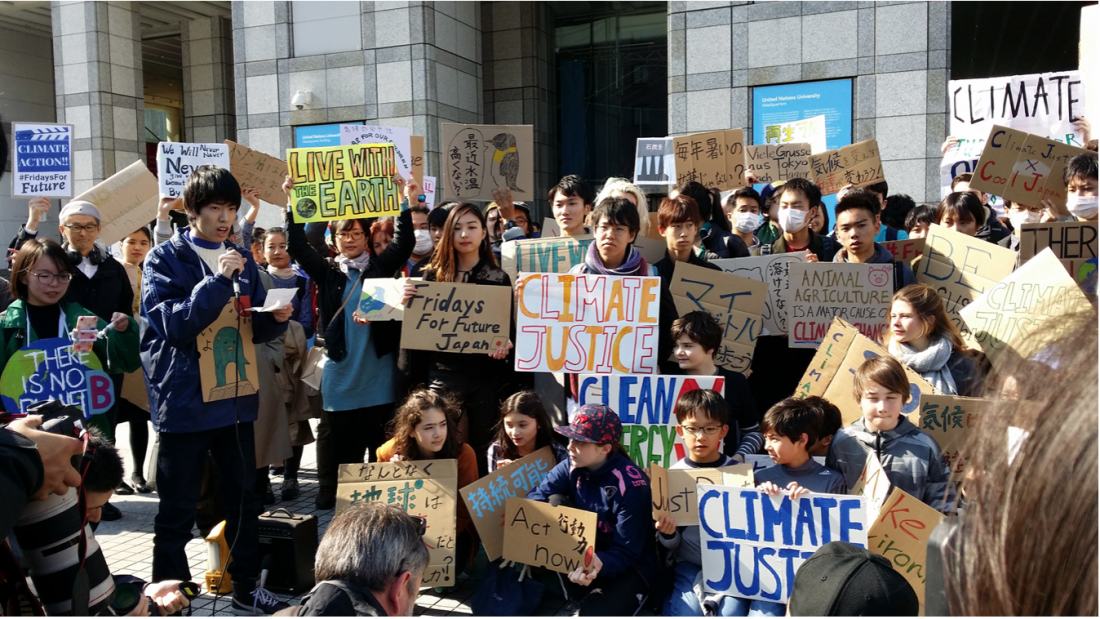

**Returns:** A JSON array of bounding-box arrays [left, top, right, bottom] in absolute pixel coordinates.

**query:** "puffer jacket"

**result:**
[[826, 415, 956, 513], [526, 451, 658, 586]]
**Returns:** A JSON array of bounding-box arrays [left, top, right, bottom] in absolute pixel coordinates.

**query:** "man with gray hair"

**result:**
[[290, 503, 429, 616]]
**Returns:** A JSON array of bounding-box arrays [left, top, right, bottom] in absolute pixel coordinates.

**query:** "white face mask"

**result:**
[[778, 207, 810, 234], [1066, 194, 1099, 219], [413, 229, 434, 255], [1008, 210, 1040, 231], [734, 211, 762, 233]]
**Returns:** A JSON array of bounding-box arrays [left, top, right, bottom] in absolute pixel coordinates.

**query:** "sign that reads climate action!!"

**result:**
[[515, 273, 661, 374], [286, 143, 402, 222], [12, 123, 73, 197]]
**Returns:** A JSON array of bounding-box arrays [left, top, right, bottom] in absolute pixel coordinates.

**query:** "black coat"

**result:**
[[701, 225, 750, 259]]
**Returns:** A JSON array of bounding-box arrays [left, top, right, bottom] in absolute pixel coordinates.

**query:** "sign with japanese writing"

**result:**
[[0, 337, 115, 417], [763, 114, 827, 154], [909, 394, 987, 477], [866, 488, 944, 612], [808, 139, 885, 196], [74, 160, 159, 247], [1019, 220, 1098, 291], [670, 261, 766, 373], [286, 143, 402, 222], [744, 143, 812, 184], [460, 446, 556, 561], [400, 282, 511, 354], [788, 262, 893, 349], [633, 137, 675, 185], [849, 453, 891, 523], [353, 277, 409, 322], [967, 125, 1092, 211], [959, 247, 1091, 369], [577, 374, 725, 467], [916, 224, 1017, 347], [12, 123, 72, 197], [698, 485, 868, 602], [795, 319, 935, 426], [713, 254, 806, 336], [340, 124, 413, 179], [672, 129, 746, 190], [224, 140, 289, 206], [502, 498, 597, 575], [197, 299, 259, 403], [336, 459, 457, 588], [156, 142, 230, 199], [879, 238, 925, 267], [515, 273, 661, 374], [651, 463, 754, 525], [441, 123, 534, 201]]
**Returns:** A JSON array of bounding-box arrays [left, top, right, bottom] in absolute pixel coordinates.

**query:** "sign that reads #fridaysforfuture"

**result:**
[[156, 142, 230, 199], [400, 282, 511, 355], [698, 485, 868, 603], [12, 123, 73, 197], [577, 374, 725, 467], [787, 262, 893, 349], [286, 143, 402, 222], [515, 273, 661, 374], [0, 338, 115, 418]]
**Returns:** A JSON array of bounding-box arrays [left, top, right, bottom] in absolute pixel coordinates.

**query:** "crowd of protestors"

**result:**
[[0, 113, 1096, 617]]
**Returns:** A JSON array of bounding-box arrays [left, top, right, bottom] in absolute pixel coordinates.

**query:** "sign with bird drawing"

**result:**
[[441, 124, 534, 201]]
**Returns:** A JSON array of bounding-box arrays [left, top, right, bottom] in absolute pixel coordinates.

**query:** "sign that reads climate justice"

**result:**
[[515, 273, 661, 374]]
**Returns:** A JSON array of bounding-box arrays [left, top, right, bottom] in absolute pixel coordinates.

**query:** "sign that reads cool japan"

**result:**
[[515, 273, 661, 374], [286, 143, 402, 222]]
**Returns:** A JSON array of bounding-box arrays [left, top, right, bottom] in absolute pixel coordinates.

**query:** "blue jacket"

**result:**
[[140, 228, 286, 433], [526, 451, 657, 586]]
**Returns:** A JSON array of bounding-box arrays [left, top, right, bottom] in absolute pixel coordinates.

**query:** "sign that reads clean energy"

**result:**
[[286, 143, 402, 222], [12, 123, 73, 197]]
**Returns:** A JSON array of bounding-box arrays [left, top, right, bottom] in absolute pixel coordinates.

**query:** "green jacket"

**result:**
[[0, 299, 141, 375]]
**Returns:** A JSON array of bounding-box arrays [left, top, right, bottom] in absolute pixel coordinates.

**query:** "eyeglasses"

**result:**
[[335, 231, 365, 241], [30, 271, 72, 284], [410, 515, 427, 537], [678, 425, 723, 437], [62, 224, 99, 234], [596, 225, 631, 237]]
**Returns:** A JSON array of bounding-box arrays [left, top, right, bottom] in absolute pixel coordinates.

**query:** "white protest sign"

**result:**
[[422, 175, 437, 210], [763, 114, 827, 154], [12, 123, 73, 197], [698, 485, 868, 603], [787, 262, 894, 349], [156, 142, 230, 199], [246, 288, 298, 313], [340, 124, 413, 179], [633, 138, 676, 185], [713, 254, 806, 336]]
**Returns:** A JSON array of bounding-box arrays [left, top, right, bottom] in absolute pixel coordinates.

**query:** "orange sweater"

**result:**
[[375, 439, 479, 540]]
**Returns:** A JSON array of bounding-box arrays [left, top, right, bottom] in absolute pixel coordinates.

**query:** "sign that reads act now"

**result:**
[[287, 143, 402, 222]]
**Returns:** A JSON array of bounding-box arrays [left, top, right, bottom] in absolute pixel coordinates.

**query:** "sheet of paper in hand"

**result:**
[[156, 142, 230, 199], [354, 278, 409, 322], [197, 299, 259, 402], [286, 143, 402, 222], [502, 498, 598, 575], [441, 124, 534, 201], [12, 123, 73, 197], [461, 446, 557, 561]]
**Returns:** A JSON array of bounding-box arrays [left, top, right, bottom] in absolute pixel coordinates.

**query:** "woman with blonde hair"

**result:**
[[883, 284, 983, 396], [596, 177, 650, 237]]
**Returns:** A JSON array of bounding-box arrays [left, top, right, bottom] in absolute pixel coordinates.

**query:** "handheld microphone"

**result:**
[[231, 270, 241, 299]]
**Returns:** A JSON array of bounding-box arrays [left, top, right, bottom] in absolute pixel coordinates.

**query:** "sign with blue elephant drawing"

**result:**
[[197, 299, 259, 402], [440, 123, 533, 201], [0, 338, 114, 417], [354, 277, 410, 322]]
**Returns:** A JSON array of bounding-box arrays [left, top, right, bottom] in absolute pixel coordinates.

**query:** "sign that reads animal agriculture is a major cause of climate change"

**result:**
[[787, 262, 893, 349], [287, 143, 402, 222]]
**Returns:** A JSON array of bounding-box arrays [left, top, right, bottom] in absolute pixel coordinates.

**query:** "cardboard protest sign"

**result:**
[[120, 371, 149, 412], [74, 160, 160, 247], [867, 488, 944, 612], [795, 319, 935, 425], [960, 247, 1091, 368], [744, 143, 812, 184], [632, 235, 668, 266], [698, 485, 868, 602], [787, 262, 894, 348], [763, 114, 827, 154], [850, 453, 891, 523], [634, 137, 675, 185], [713, 254, 806, 336], [197, 299, 259, 402], [340, 124, 413, 179], [880, 237, 926, 266], [942, 71, 1087, 201], [744, 455, 825, 474], [672, 130, 746, 190], [911, 394, 988, 477], [353, 278, 409, 322], [915, 224, 1017, 346], [500, 235, 592, 289], [651, 463, 753, 525], [12, 123, 73, 197], [441, 123, 534, 201], [515, 273, 661, 374], [156, 142, 230, 199], [224, 140, 289, 206], [968, 125, 1092, 210], [809, 139, 885, 196], [410, 135, 425, 182], [1019, 220, 1097, 290], [336, 459, 457, 588], [286, 143, 402, 222], [503, 498, 597, 575], [670, 261, 766, 374], [0, 337, 115, 417], [460, 446, 556, 561], [541, 217, 561, 237], [401, 282, 511, 354], [577, 374, 725, 467]]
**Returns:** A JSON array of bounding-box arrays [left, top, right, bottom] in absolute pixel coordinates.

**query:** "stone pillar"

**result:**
[[51, 0, 144, 194], [183, 16, 236, 142]]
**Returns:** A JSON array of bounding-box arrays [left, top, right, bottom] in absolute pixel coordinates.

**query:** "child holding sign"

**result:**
[[526, 405, 657, 616], [487, 390, 568, 472], [827, 356, 956, 513]]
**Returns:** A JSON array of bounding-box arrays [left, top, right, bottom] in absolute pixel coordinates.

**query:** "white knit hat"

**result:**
[[59, 200, 101, 223]]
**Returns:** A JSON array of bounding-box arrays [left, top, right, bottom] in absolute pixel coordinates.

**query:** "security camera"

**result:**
[[291, 90, 312, 110]]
